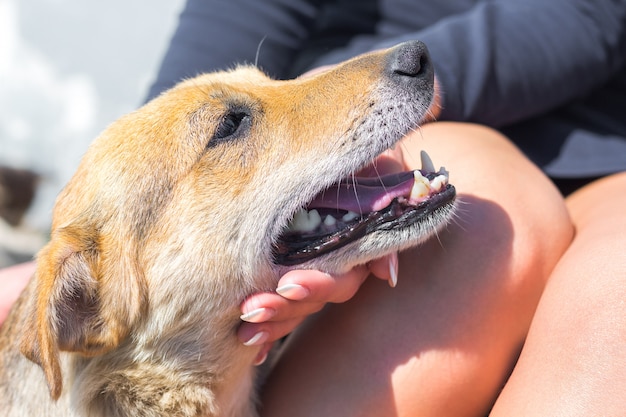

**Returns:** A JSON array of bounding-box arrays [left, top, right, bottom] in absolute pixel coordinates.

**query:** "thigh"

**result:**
[[260, 122, 573, 417], [491, 172, 626, 416]]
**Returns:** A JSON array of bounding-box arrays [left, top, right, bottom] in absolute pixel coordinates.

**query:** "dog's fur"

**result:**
[[0, 42, 454, 416]]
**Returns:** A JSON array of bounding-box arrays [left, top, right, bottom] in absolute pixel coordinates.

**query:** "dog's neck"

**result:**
[[0, 277, 261, 417]]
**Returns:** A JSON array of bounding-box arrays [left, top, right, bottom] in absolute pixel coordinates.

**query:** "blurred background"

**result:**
[[0, 0, 185, 266]]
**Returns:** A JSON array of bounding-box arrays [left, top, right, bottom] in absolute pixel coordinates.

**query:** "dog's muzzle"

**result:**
[[273, 151, 455, 266]]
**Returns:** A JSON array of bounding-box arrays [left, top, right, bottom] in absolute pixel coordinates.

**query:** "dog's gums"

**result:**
[[274, 150, 455, 266]]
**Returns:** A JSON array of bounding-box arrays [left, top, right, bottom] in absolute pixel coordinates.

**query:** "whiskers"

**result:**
[[424, 102, 440, 123], [254, 36, 267, 68], [348, 155, 393, 218], [448, 197, 470, 233], [350, 173, 364, 216], [426, 197, 465, 251], [398, 123, 425, 165], [370, 160, 389, 194]]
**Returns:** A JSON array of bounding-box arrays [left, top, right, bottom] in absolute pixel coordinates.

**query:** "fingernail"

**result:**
[[276, 283, 310, 300], [254, 351, 269, 366], [240, 307, 275, 323], [243, 331, 269, 347], [388, 252, 399, 288]]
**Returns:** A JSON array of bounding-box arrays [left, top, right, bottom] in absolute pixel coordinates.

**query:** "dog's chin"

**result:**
[[272, 150, 456, 271]]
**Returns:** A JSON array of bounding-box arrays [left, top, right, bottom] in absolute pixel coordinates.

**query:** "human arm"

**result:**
[[304, 0, 626, 127], [146, 0, 325, 100]]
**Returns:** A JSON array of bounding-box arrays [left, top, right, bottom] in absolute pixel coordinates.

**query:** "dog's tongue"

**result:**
[[307, 171, 415, 213], [306, 151, 446, 213]]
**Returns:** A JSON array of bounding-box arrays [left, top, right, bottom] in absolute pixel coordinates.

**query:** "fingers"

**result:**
[[239, 316, 305, 348], [277, 266, 370, 304], [238, 267, 366, 348], [368, 254, 396, 287], [238, 255, 399, 353]]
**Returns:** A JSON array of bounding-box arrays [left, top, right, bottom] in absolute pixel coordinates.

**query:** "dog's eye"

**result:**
[[210, 111, 250, 146]]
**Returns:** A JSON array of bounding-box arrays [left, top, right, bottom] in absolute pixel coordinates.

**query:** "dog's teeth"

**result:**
[[410, 181, 430, 201], [410, 170, 449, 202], [309, 210, 322, 222], [411, 170, 430, 200], [288, 209, 306, 231], [420, 150, 436, 173], [430, 174, 448, 192], [288, 208, 322, 232], [324, 215, 337, 226], [342, 211, 359, 222]]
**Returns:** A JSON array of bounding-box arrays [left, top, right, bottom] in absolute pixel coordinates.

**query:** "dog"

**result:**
[[0, 40, 455, 416]]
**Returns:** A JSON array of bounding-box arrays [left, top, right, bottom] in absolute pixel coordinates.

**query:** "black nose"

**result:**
[[386, 40, 433, 87]]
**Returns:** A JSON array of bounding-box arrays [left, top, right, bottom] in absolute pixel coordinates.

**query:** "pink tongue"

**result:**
[[307, 171, 415, 213]]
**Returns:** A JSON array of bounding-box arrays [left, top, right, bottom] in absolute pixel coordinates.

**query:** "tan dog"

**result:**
[[0, 41, 455, 416]]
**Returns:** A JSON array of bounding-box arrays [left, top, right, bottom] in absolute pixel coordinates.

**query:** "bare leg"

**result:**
[[491, 172, 626, 416], [260, 122, 573, 417]]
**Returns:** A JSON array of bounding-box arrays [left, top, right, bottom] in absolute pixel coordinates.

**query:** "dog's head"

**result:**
[[20, 41, 454, 401]]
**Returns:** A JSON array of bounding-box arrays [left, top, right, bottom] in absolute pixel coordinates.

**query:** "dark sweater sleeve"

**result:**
[[309, 0, 626, 127], [146, 0, 324, 101]]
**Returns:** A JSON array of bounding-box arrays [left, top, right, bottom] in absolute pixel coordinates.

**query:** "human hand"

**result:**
[[237, 141, 410, 364], [238, 253, 398, 365], [0, 262, 35, 325]]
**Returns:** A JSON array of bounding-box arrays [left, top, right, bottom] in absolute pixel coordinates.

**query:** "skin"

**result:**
[[246, 122, 575, 416], [490, 171, 626, 416], [1, 102, 623, 416], [1, 125, 624, 415], [235, 68, 625, 416], [0, 262, 34, 325]]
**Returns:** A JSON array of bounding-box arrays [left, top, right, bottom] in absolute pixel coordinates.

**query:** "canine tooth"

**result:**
[[420, 150, 436, 173], [342, 211, 359, 222], [413, 169, 428, 183], [324, 215, 337, 226], [289, 208, 322, 232]]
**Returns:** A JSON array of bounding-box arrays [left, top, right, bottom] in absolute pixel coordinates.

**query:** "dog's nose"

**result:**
[[386, 40, 433, 87]]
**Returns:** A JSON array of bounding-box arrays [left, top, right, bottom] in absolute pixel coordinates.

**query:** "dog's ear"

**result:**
[[20, 223, 146, 399]]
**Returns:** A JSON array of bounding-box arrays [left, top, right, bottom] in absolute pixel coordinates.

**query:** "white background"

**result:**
[[0, 0, 185, 232]]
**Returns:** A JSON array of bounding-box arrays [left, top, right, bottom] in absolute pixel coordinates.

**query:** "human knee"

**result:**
[[404, 124, 574, 325], [567, 172, 626, 235], [415, 123, 573, 270]]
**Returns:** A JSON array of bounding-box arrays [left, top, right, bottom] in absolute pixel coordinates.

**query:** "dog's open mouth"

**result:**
[[274, 151, 456, 266]]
